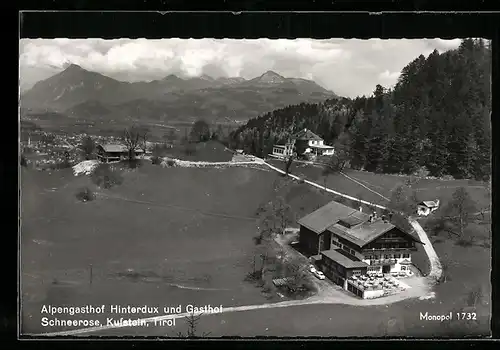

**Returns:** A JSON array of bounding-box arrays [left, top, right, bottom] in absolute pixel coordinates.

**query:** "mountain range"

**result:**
[[20, 64, 337, 123]]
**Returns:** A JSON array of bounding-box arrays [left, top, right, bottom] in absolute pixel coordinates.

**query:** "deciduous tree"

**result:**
[[122, 125, 142, 161], [284, 155, 294, 176], [190, 119, 211, 143], [443, 187, 478, 237], [79, 136, 96, 160]]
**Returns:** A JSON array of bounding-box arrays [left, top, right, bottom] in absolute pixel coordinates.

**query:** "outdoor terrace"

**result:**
[[347, 274, 409, 293]]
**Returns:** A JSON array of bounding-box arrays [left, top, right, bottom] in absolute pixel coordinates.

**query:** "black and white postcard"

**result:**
[[19, 36, 492, 338]]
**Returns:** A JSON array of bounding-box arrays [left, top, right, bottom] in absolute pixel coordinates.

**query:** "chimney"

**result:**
[[359, 206, 363, 212]]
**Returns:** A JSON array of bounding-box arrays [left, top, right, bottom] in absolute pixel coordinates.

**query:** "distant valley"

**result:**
[[20, 64, 337, 123]]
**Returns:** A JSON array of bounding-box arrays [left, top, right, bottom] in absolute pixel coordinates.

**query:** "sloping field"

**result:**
[[346, 170, 489, 209], [267, 159, 388, 206], [267, 159, 490, 211], [165, 140, 234, 162], [20, 164, 281, 334]]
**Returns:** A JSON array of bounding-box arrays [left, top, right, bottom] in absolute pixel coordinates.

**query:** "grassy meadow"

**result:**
[[20, 154, 491, 337], [21, 163, 282, 334]]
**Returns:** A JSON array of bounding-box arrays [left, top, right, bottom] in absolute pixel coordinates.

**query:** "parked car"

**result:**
[[312, 269, 325, 280]]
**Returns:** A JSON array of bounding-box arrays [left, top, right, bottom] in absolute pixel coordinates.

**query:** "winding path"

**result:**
[[408, 218, 443, 282], [39, 156, 441, 336]]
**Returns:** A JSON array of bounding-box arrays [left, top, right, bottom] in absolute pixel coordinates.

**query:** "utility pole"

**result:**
[[89, 264, 93, 286]]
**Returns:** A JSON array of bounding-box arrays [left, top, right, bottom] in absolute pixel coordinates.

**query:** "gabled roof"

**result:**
[[98, 144, 143, 153], [420, 200, 439, 208], [293, 128, 323, 141], [328, 219, 396, 247], [310, 144, 335, 149], [98, 144, 128, 153], [321, 249, 368, 269], [298, 200, 423, 247], [330, 217, 423, 247], [297, 200, 363, 234], [338, 215, 365, 228]]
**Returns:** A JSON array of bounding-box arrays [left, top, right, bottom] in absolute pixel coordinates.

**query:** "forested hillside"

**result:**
[[231, 39, 491, 181]]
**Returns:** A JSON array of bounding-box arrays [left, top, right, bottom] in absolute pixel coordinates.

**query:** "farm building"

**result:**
[[416, 199, 440, 216], [271, 143, 295, 158], [271, 128, 334, 160], [96, 144, 144, 163], [298, 200, 423, 297]]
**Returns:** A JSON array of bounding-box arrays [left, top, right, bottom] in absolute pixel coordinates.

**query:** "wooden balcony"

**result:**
[[362, 247, 417, 253], [369, 259, 397, 266]]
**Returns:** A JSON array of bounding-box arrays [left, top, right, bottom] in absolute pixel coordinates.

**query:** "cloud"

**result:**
[[379, 70, 401, 81], [19, 38, 464, 97]]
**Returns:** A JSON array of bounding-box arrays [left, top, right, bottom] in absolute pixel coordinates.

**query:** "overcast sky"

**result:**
[[19, 38, 462, 97]]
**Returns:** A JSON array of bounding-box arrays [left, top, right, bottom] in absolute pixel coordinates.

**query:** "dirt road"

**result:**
[[408, 218, 442, 282]]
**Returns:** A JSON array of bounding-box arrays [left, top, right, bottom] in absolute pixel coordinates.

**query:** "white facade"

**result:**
[[417, 204, 438, 216], [417, 205, 431, 216], [417, 200, 440, 216], [321, 147, 335, 156], [362, 254, 412, 274], [272, 144, 294, 158], [364, 289, 385, 299], [308, 139, 324, 147]]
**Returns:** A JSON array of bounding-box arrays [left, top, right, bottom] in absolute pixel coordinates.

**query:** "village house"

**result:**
[[271, 128, 335, 159], [271, 143, 295, 158], [416, 199, 440, 216], [96, 144, 144, 163], [297, 201, 423, 296]]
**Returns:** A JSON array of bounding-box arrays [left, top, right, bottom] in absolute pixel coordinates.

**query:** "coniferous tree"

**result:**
[[231, 39, 490, 180]]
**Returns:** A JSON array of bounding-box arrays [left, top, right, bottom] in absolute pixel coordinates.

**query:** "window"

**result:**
[[352, 270, 361, 276], [384, 254, 391, 259], [394, 253, 401, 259], [403, 253, 410, 258], [401, 266, 407, 271]]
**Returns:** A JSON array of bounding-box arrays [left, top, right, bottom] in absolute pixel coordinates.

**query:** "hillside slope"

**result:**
[[20, 66, 337, 122]]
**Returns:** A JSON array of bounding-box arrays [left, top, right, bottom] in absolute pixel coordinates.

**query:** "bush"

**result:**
[[151, 156, 162, 165], [456, 236, 476, 247], [55, 160, 72, 169], [75, 187, 94, 202], [184, 143, 197, 156], [152, 144, 168, 158], [441, 175, 455, 181], [465, 286, 484, 307], [21, 155, 28, 167], [162, 158, 176, 167], [389, 212, 413, 233], [91, 164, 123, 189], [336, 196, 347, 204], [413, 166, 430, 178], [126, 158, 142, 169]]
